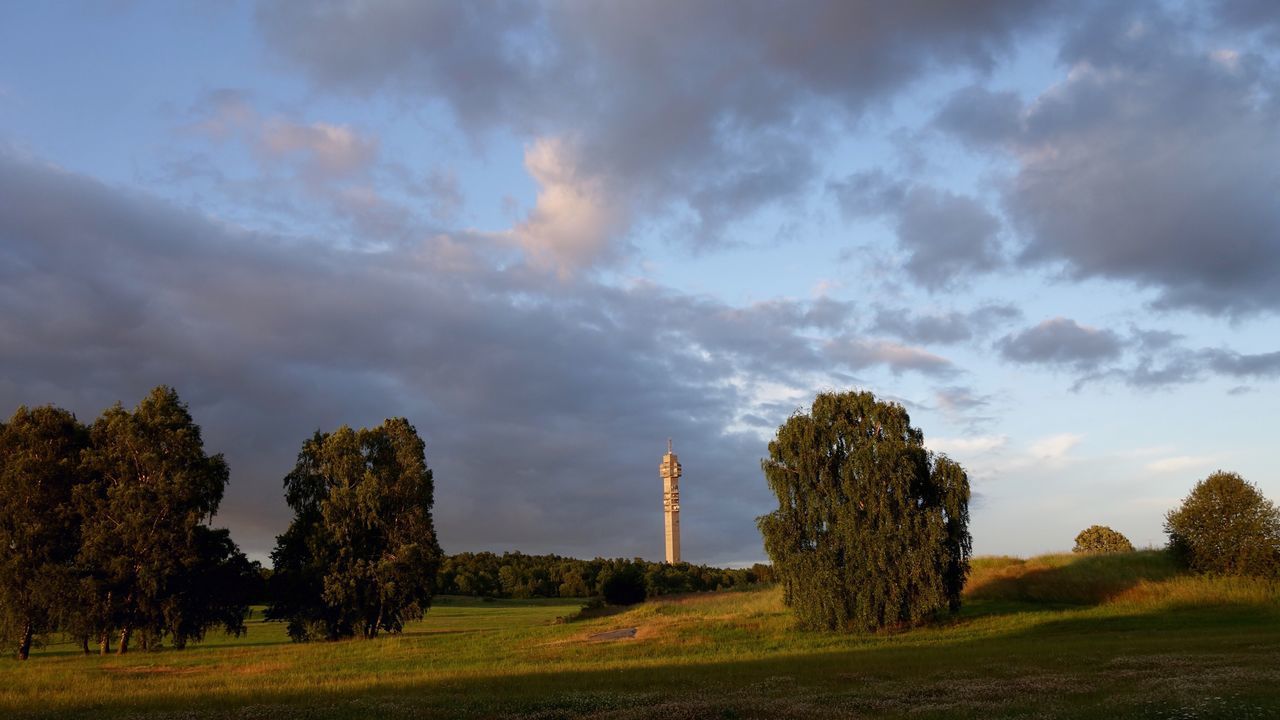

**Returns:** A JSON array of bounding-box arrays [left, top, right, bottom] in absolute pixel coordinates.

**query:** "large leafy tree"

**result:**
[[757, 391, 971, 632], [0, 406, 89, 660], [76, 386, 250, 653], [268, 418, 443, 641], [1165, 471, 1280, 577]]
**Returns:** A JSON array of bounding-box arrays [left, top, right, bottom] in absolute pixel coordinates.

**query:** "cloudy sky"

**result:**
[[2, 1, 1279, 566]]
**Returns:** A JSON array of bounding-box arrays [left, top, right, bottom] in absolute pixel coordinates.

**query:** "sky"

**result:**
[[2, 0, 1279, 567]]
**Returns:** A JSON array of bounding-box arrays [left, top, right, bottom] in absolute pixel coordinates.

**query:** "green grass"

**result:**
[[6, 552, 1280, 719]]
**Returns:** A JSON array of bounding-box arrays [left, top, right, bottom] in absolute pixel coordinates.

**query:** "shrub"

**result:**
[[1164, 471, 1280, 577], [1073, 525, 1134, 554]]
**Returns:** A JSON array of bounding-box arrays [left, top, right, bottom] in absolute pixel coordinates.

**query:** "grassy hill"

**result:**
[[7, 551, 1280, 719]]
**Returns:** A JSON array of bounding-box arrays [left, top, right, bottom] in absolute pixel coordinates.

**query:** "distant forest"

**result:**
[[433, 552, 773, 599]]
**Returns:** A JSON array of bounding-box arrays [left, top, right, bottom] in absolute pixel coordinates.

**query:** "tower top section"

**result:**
[[660, 438, 681, 479]]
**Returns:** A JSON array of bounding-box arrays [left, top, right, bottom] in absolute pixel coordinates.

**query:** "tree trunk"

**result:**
[[81, 635, 90, 655], [117, 626, 131, 655], [17, 622, 32, 661], [140, 632, 149, 651], [99, 630, 111, 655]]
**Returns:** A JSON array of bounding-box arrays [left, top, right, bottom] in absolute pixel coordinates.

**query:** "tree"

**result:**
[[599, 561, 647, 606], [268, 419, 443, 641], [76, 386, 250, 653], [1073, 525, 1134, 554], [0, 406, 89, 660], [1165, 471, 1280, 577], [757, 391, 971, 632]]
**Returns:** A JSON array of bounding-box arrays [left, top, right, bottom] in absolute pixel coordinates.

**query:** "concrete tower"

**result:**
[[660, 439, 682, 564]]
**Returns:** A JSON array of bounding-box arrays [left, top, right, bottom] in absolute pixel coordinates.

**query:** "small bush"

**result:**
[[600, 563, 647, 606], [1073, 525, 1134, 554], [1165, 471, 1280, 577]]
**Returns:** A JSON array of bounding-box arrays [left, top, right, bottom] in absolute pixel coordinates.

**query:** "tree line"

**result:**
[[437, 551, 771, 600]]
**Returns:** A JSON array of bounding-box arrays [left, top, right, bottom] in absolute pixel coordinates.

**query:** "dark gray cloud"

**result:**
[[1201, 348, 1280, 378], [997, 317, 1124, 369], [824, 336, 954, 377], [896, 187, 1005, 289], [832, 173, 1006, 289], [259, 1, 1059, 255], [871, 303, 1020, 345], [830, 169, 909, 218], [934, 85, 1022, 148], [934, 386, 989, 413], [1076, 345, 1280, 391], [935, 4, 1280, 315], [1215, 0, 1280, 45], [996, 319, 1280, 390], [0, 150, 950, 565]]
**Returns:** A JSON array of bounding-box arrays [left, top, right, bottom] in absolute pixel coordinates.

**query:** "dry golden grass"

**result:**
[[7, 553, 1280, 719]]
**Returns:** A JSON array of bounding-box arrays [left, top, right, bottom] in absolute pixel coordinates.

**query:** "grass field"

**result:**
[[6, 551, 1280, 719]]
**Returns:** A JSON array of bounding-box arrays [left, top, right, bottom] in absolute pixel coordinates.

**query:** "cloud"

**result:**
[[1067, 335, 1280, 390], [1200, 348, 1280, 378], [832, 173, 1005, 290], [1212, 0, 1280, 46], [934, 385, 992, 417], [191, 90, 378, 183], [1145, 455, 1217, 474], [935, 4, 1280, 316], [1028, 433, 1082, 460], [180, 90, 458, 247], [0, 149, 909, 566], [934, 85, 1023, 148], [509, 137, 628, 275], [928, 434, 1007, 455], [257, 1, 1061, 263], [824, 337, 954, 376], [997, 317, 1124, 369], [259, 120, 377, 181], [896, 187, 1005, 290], [830, 169, 909, 218], [871, 303, 1020, 345]]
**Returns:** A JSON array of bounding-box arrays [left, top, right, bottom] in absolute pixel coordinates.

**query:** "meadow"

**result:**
[[6, 550, 1280, 719]]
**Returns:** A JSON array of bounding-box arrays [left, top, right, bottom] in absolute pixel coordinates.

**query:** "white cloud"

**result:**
[[1145, 455, 1216, 474], [928, 435, 1008, 455], [511, 137, 626, 277], [1029, 433, 1082, 460]]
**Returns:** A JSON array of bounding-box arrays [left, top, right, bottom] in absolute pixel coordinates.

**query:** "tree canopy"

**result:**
[[76, 386, 253, 653], [268, 419, 443, 641], [1073, 525, 1135, 555], [0, 406, 89, 660], [1165, 471, 1280, 577], [757, 390, 971, 632], [0, 388, 254, 659]]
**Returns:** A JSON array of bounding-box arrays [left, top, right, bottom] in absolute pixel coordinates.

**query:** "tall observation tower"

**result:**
[[659, 439, 682, 564]]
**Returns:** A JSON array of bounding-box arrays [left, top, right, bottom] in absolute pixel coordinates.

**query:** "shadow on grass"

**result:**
[[14, 600, 1280, 720], [965, 550, 1182, 609]]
